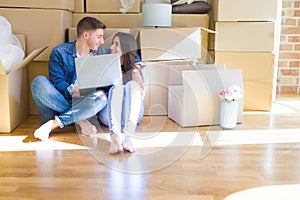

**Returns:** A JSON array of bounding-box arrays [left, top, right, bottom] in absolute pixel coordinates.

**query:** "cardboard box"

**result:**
[[168, 69, 244, 127], [0, 8, 72, 61], [0, 34, 47, 132], [215, 52, 277, 111], [0, 0, 74, 11], [86, 0, 140, 13], [72, 13, 209, 28], [28, 61, 49, 115], [243, 81, 274, 111], [142, 61, 194, 115], [74, 0, 85, 13], [215, 22, 278, 52], [215, 52, 276, 82], [214, 0, 282, 22], [139, 27, 201, 61], [68, 27, 131, 49], [168, 64, 226, 85]]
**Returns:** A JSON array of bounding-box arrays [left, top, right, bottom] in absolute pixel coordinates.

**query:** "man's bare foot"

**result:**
[[122, 136, 135, 153], [76, 119, 97, 135], [34, 119, 59, 141], [109, 133, 125, 154]]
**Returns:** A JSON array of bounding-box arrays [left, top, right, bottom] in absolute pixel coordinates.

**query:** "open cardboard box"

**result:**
[[0, 34, 47, 132]]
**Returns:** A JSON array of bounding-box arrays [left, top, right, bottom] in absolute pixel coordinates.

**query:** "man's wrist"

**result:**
[[67, 84, 74, 95]]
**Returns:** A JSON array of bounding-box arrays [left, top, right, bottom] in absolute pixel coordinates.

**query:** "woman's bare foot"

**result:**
[[109, 133, 125, 154], [76, 119, 97, 135], [122, 136, 135, 153], [34, 119, 59, 141]]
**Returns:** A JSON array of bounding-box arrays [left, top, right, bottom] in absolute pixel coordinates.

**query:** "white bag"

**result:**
[[119, 0, 136, 13], [0, 16, 24, 74]]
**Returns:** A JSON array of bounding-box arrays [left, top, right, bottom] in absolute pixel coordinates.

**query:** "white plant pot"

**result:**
[[220, 100, 238, 129]]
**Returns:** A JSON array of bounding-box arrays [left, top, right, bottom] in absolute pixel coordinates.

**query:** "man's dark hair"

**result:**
[[76, 17, 106, 37]]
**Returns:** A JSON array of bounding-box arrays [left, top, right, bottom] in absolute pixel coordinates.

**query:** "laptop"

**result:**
[[75, 53, 122, 89]]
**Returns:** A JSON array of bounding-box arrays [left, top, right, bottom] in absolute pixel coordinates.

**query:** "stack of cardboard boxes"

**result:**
[[213, 0, 282, 111], [0, 0, 210, 132], [71, 0, 210, 116]]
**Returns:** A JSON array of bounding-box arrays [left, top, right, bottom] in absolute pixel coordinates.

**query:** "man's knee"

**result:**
[[31, 75, 48, 91]]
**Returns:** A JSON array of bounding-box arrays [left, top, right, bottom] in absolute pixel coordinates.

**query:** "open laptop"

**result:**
[[75, 53, 122, 89]]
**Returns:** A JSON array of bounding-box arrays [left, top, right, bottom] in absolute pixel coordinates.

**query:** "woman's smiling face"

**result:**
[[110, 36, 122, 56]]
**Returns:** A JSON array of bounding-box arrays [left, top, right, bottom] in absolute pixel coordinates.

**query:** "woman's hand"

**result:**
[[72, 87, 80, 97]]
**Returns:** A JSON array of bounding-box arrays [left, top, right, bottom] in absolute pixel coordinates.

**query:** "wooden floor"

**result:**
[[1, 94, 300, 200]]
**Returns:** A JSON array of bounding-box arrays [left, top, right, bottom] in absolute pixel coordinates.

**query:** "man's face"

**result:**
[[86, 28, 104, 50]]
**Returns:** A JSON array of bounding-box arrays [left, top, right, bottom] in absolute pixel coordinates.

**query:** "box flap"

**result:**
[[6, 46, 48, 75]]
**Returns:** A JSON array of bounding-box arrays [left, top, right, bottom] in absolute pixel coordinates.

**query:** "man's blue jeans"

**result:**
[[31, 75, 107, 127]]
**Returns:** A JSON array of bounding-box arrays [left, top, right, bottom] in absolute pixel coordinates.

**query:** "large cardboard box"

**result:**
[[68, 27, 131, 49], [72, 13, 209, 28], [0, 0, 74, 11], [215, 52, 277, 111], [139, 27, 201, 61], [86, 0, 140, 13], [168, 69, 244, 127], [73, 13, 142, 28], [215, 22, 278, 52], [214, 0, 281, 22], [28, 61, 49, 115], [142, 61, 196, 115], [243, 81, 274, 111], [74, 0, 85, 13], [0, 8, 72, 61], [0, 35, 47, 132]]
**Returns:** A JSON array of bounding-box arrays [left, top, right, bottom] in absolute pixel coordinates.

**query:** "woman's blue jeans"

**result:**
[[31, 75, 107, 127]]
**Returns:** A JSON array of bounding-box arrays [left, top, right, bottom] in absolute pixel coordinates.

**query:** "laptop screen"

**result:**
[[75, 53, 122, 89]]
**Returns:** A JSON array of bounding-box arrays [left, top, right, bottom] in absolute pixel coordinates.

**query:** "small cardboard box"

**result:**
[[86, 0, 140, 13], [139, 27, 201, 61], [0, 0, 74, 11], [215, 22, 278, 52], [168, 64, 226, 85], [214, 0, 282, 22], [0, 34, 47, 132], [168, 69, 244, 127]]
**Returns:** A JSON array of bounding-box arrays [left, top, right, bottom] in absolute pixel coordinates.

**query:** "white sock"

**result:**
[[34, 120, 54, 141]]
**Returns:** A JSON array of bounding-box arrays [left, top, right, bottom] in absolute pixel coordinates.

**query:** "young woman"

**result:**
[[98, 32, 145, 154]]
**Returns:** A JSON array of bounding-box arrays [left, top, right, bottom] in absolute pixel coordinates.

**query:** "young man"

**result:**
[[31, 17, 108, 141]]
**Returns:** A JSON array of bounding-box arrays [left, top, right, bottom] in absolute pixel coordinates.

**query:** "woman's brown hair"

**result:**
[[113, 32, 138, 74]]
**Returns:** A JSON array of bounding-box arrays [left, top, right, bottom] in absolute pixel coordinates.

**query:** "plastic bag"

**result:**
[[119, 0, 136, 13], [0, 16, 24, 74]]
